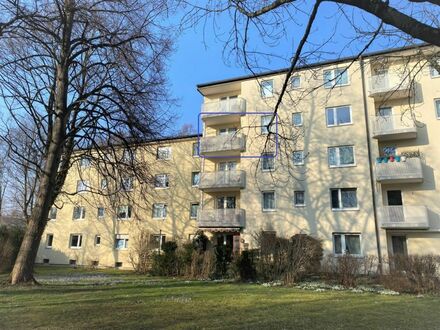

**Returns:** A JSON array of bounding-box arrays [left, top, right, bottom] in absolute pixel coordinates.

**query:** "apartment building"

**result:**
[[37, 44, 440, 268]]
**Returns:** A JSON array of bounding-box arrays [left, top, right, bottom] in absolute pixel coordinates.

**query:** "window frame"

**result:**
[[292, 112, 303, 127], [192, 142, 199, 157], [325, 105, 353, 127], [191, 171, 201, 186], [261, 152, 275, 172], [333, 233, 362, 256], [435, 98, 440, 119], [79, 156, 91, 168], [117, 205, 132, 220], [328, 145, 356, 168], [261, 115, 274, 134], [430, 63, 440, 78], [115, 235, 129, 250], [154, 173, 169, 189], [72, 206, 86, 220], [293, 191, 306, 207], [323, 67, 350, 88], [262, 191, 276, 212], [49, 207, 57, 220], [95, 235, 101, 247], [157, 146, 171, 160], [260, 79, 274, 98], [46, 234, 54, 249], [97, 207, 105, 219], [152, 203, 167, 219], [121, 177, 134, 191], [330, 188, 359, 211], [69, 234, 83, 249], [76, 180, 90, 193], [292, 150, 305, 166], [190, 203, 199, 219], [290, 75, 301, 89]]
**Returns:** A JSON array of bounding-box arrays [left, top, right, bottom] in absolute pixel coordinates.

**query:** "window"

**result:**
[[100, 178, 108, 190], [70, 234, 83, 249], [190, 203, 199, 219], [328, 146, 355, 167], [72, 206, 86, 220], [292, 112, 303, 127], [292, 151, 304, 165], [331, 188, 358, 210], [95, 235, 101, 246], [218, 162, 236, 171], [49, 207, 57, 220], [46, 234, 54, 248], [155, 174, 169, 188], [291, 75, 301, 89], [76, 180, 89, 193], [122, 149, 135, 163], [323, 68, 349, 88], [152, 203, 167, 219], [219, 127, 237, 135], [192, 142, 199, 156], [261, 115, 274, 134], [262, 191, 276, 211], [151, 234, 166, 250], [121, 177, 133, 191], [333, 233, 361, 256], [115, 234, 128, 250], [217, 196, 236, 209], [260, 79, 274, 98], [326, 106, 352, 126], [294, 191, 305, 207], [157, 146, 171, 160], [79, 156, 91, 167], [97, 207, 105, 219], [435, 99, 440, 119], [430, 63, 439, 78], [191, 171, 201, 186], [117, 205, 132, 220], [262, 152, 275, 171]]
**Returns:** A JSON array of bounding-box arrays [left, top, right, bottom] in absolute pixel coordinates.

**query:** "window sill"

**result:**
[[262, 209, 277, 212], [154, 187, 169, 190], [324, 83, 350, 89], [334, 253, 363, 258], [294, 204, 306, 208], [153, 217, 166, 220], [261, 169, 275, 173], [329, 164, 357, 169], [45, 246, 52, 249], [326, 122, 354, 128], [73, 219, 85, 221], [332, 208, 360, 212], [70, 247, 82, 250], [117, 218, 132, 221]]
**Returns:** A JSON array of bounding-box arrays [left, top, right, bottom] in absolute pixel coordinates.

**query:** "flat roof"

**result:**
[[197, 43, 431, 90]]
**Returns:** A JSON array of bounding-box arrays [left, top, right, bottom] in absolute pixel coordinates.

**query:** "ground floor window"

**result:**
[[46, 234, 54, 248], [115, 234, 129, 250], [333, 233, 361, 256], [69, 234, 82, 249], [151, 234, 166, 250]]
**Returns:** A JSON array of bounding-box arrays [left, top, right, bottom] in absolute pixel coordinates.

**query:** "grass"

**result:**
[[1, 266, 440, 329]]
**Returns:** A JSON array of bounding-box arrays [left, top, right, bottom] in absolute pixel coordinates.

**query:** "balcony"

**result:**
[[197, 208, 245, 228], [201, 98, 246, 125], [371, 115, 417, 141], [199, 170, 246, 192], [378, 206, 429, 229], [200, 134, 246, 156], [375, 157, 423, 183], [368, 74, 412, 100]]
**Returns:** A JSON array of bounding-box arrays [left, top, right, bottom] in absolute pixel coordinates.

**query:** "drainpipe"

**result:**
[[360, 56, 383, 274]]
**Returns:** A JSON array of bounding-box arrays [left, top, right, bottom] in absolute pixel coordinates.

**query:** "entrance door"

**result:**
[[387, 190, 403, 206], [391, 235, 408, 256]]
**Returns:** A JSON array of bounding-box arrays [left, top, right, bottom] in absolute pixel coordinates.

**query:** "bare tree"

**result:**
[[0, 0, 174, 284]]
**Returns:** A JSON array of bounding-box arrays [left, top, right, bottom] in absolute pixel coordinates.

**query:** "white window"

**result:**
[[152, 203, 167, 219], [219, 127, 237, 135], [72, 206, 86, 220], [291, 75, 301, 89], [435, 99, 440, 119], [323, 68, 349, 88], [378, 106, 392, 117], [328, 146, 355, 167], [261, 115, 274, 134], [117, 205, 132, 220], [292, 112, 303, 127], [218, 162, 237, 171], [294, 191, 305, 207], [333, 233, 362, 256], [95, 235, 101, 246], [154, 174, 169, 188], [122, 149, 136, 163], [49, 207, 57, 220], [262, 191, 276, 211], [217, 196, 236, 209], [79, 156, 91, 168], [46, 234, 54, 248], [293, 151, 304, 165], [262, 153, 275, 171], [121, 177, 133, 191], [331, 188, 358, 210], [190, 203, 199, 219], [69, 234, 83, 249], [430, 63, 439, 78], [100, 177, 108, 190], [191, 172, 200, 186], [260, 79, 274, 98], [115, 234, 129, 250], [76, 180, 89, 193], [152, 234, 166, 250], [326, 106, 352, 127], [157, 146, 171, 160], [192, 142, 199, 156], [97, 207, 105, 219]]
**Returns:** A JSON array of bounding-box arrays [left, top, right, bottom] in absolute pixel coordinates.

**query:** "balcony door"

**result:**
[[387, 190, 402, 206], [218, 127, 237, 136], [373, 68, 389, 89], [219, 96, 238, 113], [218, 161, 237, 171], [217, 196, 236, 209]]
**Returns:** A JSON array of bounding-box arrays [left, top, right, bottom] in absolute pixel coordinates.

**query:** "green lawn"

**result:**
[[1, 266, 439, 329]]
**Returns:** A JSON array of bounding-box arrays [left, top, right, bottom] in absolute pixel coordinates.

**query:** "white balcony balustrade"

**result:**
[[199, 170, 246, 192], [371, 115, 417, 141], [368, 74, 412, 100], [197, 208, 245, 228], [199, 134, 246, 155], [378, 206, 429, 229], [375, 157, 423, 183]]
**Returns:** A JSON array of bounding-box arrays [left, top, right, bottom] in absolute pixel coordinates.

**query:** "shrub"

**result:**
[[128, 228, 154, 274], [151, 241, 180, 276], [381, 255, 440, 294], [187, 248, 216, 279], [0, 225, 24, 273], [229, 250, 257, 282]]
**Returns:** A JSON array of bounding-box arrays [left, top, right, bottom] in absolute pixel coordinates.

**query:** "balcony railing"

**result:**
[[368, 74, 411, 99], [201, 97, 246, 115], [375, 157, 423, 183], [200, 134, 246, 155], [371, 115, 417, 140], [199, 170, 246, 191], [378, 206, 429, 229], [197, 208, 245, 228]]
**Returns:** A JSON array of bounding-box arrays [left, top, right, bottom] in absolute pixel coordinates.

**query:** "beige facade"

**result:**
[[37, 45, 440, 268]]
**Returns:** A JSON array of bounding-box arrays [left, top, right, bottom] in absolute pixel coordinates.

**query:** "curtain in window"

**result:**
[[333, 234, 342, 254], [345, 235, 361, 255], [339, 146, 354, 165], [263, 193, 275, 209], [341, 189, 357, 208], [328, 148, 337, 166]]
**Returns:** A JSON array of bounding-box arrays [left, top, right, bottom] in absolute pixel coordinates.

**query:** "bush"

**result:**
[[0, 225, 24, 273], [381, 255, 440, 294], [128, 229, 154, 274], [229, 250, 257, 281], [187, 249, 216, 279], [151, 241, 180, 276]]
